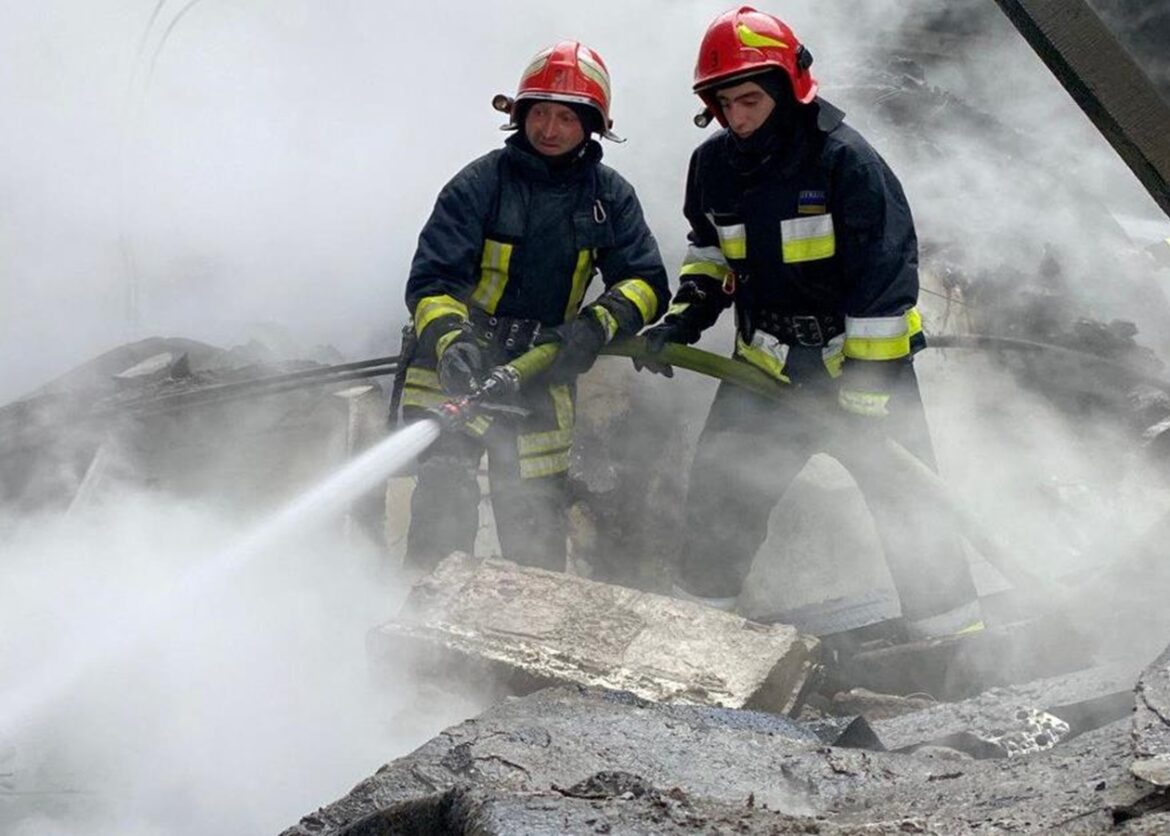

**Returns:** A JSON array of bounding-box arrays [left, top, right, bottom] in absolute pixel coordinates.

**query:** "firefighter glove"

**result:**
[[535, 310, 608, 383], [436, 332, 485, 395], [632, 320, 700, 377]]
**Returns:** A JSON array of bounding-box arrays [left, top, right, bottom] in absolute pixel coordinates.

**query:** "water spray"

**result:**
[[0, 343, 557, 737], [0, 420, 439, 740]]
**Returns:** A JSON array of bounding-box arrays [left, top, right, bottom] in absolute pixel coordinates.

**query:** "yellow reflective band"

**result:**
[[592, 305, 619, 341], [435, 329, 461, 359], [465, 415, 492, 437], [551, 383, 574, 429], [402, 387, 447, 410], [415, 294, 469, 338], [680, 261, 731, 280], [736, 23, 788, 50], [519, 449, 571, 479], [844, 313, 912, 360], [563, 249, 595, 320], [614, 278, 659, 324], [404, 367, 441, 390], [666, 301, 691, 318], [518, 385, 572, 478], [838, 388, 891, 417], [471, 239, 514, 314], [715, 223, 747, 261], [906, 306, 923, 339], [822, 334, 845, 379], [517, 428, 573, 457], [843, 334, 911, 361], [734, 333, 790, 383], [780, 215, 835, 264]]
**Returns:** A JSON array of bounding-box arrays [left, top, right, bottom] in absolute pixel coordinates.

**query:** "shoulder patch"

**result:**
[[798, 190, 827, 215]]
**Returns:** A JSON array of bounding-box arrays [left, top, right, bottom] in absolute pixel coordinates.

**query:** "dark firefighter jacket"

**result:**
[[400, 133, 669, 480], [665, 98, 924, 387], [405, 133, 669, 361]]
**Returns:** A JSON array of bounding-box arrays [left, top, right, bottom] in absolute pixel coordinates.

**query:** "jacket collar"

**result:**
[[814, 97, 846, 132], [503, 133, 602, 184]]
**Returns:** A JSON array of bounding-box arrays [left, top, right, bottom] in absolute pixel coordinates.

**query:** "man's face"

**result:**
[[524, 101, 586, 156], [715, 80, 776, 139]]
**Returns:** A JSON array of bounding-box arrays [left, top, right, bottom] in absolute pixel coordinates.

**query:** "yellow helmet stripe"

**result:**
[[736, 23, 788, 49]]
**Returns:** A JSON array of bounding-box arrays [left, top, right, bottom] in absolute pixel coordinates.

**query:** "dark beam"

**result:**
[[991, 0, 1170, 217]]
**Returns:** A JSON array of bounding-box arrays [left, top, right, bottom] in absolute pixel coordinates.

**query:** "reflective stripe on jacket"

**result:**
[[672, 99, 923, 369], [405, 133, 669, 353]]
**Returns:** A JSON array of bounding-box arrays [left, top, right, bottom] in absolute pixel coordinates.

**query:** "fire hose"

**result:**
[[92, 334, 1149, 598]]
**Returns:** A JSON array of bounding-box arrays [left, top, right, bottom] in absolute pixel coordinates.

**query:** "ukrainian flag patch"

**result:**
[[798, 190, 827, 215]]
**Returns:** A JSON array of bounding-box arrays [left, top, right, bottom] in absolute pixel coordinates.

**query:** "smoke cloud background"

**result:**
[[4, 0, 1165, 403], [3, 1, 1170, 833]]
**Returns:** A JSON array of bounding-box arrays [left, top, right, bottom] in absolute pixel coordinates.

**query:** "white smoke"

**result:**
[[3, 1, 1170, 832]]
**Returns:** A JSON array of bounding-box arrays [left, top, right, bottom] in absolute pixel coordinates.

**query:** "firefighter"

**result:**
[[400, 41, 669, 573], [640, 7, 981, 638]]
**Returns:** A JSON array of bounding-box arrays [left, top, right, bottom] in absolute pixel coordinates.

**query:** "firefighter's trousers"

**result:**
[[401, 370, 574, 573], [675, 346, 978, 623]]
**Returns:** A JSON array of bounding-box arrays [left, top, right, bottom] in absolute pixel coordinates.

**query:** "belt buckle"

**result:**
[[792, 315, 823, 346]]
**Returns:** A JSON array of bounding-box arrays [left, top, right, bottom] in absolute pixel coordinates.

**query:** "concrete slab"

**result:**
[[1133, 643, 1170, 786], [370, 554, 818, 714], [282, 685, 1160, 836]]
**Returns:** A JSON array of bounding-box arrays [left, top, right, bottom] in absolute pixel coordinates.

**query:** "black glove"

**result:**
[[535, 312, 608, 383], [436, 334, 485, 395], [632, 320, 700, 377]]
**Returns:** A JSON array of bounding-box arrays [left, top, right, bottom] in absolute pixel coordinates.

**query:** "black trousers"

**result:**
[[675, 346, 978, 622], [402, 398, 569, 573]]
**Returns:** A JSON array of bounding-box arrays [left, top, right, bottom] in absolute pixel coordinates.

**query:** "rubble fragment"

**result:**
[[369, 554, 819, 715], [868, 663, 1140, 758], [1133, 643, 1170, 787]]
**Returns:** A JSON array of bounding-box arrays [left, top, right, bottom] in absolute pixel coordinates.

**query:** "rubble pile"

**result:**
[[282, 662, 1170, 834], [0, 336, 383, 523], [282, 556, 1170, 834]]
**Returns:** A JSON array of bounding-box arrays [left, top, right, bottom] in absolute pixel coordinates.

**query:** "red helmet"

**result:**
[[693, 6, 818, 127], [493, 41, 622, 142]]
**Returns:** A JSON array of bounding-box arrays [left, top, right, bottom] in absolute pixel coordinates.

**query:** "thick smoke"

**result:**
[[3, 1, 1170, 832]]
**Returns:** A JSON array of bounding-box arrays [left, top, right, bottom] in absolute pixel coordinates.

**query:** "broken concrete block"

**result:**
[[868, 663, 1141, 759], [1133, 643, 1170, 786], [281, 685, 1151, 836], [369, 553, 818, 714]]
